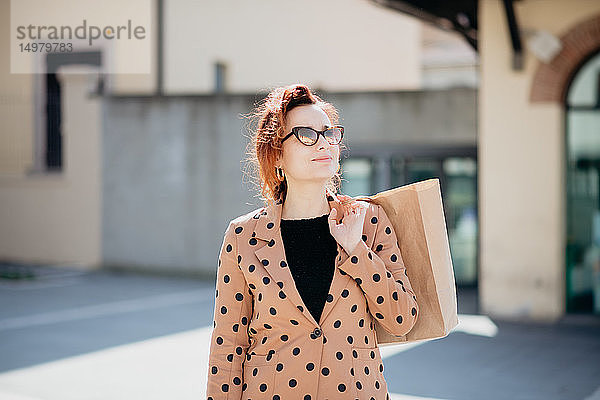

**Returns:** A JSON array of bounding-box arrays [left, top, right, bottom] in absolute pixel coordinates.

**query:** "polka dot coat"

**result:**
[[206, 197, 419, 400]]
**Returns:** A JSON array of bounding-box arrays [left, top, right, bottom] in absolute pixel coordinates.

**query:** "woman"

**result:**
[[206, 84, 419, 400]]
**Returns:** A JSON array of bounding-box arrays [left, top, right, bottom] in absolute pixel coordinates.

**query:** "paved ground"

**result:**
[[0, 264, 599, 400]]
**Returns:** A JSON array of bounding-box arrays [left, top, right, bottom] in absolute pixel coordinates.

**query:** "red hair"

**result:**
[[243, 84, 346, 207]]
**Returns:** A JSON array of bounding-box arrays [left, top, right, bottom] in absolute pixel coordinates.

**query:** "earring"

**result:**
[[276, 167, 285, 181]]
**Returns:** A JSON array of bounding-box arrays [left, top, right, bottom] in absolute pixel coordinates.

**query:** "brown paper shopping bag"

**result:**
[[353, 178, 459, 345]]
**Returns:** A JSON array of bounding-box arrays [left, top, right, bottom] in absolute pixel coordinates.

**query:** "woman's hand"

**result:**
[[328, 195, 369, 255]]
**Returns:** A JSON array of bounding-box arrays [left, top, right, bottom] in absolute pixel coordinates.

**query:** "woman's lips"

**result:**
[[312, 157, 332, 162]]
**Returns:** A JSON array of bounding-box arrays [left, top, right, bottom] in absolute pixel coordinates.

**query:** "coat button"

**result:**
[[313, 328, 322, 337]]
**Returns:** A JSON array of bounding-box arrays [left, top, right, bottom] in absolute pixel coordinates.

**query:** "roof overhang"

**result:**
[[370, 0, 525, 70]]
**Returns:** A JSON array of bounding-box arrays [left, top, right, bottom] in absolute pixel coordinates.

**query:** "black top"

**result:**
[[280, 213, 338, 324]]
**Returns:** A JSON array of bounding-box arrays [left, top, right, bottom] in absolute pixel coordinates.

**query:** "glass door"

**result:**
[[443, 157, 478, 286], [391, 155, 478, 286], [565, 51, 600, 314]]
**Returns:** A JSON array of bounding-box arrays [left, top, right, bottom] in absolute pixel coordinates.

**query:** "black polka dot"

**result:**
[[351, 256, 359, 264], [289, 379, 297, 387], [372, 273, 380, 282], [371, 216, 378, 224], [235, 226, 243, 234]]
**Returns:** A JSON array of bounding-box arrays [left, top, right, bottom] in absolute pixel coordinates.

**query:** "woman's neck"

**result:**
[[281, 184, 330, 220]]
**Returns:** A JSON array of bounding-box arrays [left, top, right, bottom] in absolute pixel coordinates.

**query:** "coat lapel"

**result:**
[[253, 193, 352, 327]]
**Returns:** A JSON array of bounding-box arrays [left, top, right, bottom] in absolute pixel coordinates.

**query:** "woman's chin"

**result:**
[[309, 171, 337, 181]]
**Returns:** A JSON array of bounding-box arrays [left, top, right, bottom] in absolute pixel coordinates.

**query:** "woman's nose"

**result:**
[[316, 134, 330, 149]]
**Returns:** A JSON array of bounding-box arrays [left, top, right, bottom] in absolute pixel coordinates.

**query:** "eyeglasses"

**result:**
[[281, 125, 344, 146]]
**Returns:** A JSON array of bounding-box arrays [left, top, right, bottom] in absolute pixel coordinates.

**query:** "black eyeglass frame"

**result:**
[[281, 125, 344, 146]]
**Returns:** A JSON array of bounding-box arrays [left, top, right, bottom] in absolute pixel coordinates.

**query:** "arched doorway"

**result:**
[[565, 50, 600, 314]]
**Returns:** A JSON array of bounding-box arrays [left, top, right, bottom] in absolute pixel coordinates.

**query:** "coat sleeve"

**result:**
[[206, 220, 252, 400], [337, 203, 419, 337]]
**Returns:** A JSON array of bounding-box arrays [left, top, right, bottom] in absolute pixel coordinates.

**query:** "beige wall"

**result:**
[[0, 70, 102, 268], [0, 0, 34, 175], [164, 0, 421, 94], [478, 0, 600, 321], [0, 0, 104, 267]]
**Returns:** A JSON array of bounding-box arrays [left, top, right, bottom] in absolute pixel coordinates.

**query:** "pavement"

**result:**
[[0, 263, 599, 400]]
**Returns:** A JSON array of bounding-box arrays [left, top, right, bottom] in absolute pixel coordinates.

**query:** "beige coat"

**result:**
[[206, 196, 419, 400]]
